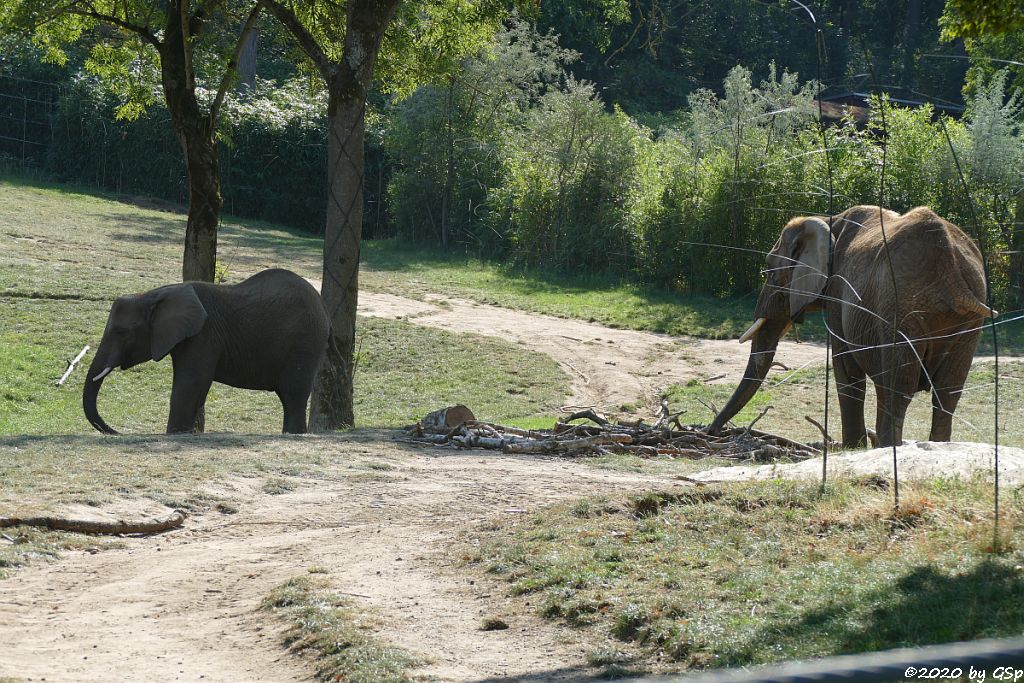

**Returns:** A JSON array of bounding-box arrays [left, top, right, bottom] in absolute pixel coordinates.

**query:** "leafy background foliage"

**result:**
[[2, 1, 1022, 303]]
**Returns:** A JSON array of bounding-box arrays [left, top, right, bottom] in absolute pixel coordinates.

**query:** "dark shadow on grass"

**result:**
[[720, 559, 1024, 667], [100, 208, 322, 271]]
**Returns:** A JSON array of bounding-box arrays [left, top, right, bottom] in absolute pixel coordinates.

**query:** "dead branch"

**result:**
[[406, 404, 819, 463], [0, 510, 187, 536], [696, 397, 720, 419], [804, 415, 832, 444], [744, 406, 772, 434], [55, 345, 90, 387], [564, 408, 609, 426]]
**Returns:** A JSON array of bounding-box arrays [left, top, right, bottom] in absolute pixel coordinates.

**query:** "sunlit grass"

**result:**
[[662, 362, 1024, 447], [262, 575, 418, 682], [0, 175, 568, 435], [472, 478, 1024, 674]]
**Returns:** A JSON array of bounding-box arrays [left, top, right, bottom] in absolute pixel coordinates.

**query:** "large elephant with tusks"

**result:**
[[707, 206, 993, 448]]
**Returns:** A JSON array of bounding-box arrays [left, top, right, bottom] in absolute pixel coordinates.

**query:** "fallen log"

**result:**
[[0, 510, 187, 536]]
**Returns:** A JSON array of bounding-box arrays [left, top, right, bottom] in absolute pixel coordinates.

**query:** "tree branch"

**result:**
[[258, 0, 334, 79], [210, 2, 262, 125], [69, 2, 161, 48], [179, 0, 195, 89]]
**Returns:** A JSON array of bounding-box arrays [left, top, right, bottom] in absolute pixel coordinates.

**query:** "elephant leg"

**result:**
[[276, 362, 316, 434], [927, 350, 974, 442], [874, 376, 915, 448], [167, 362, 215, 434], [834, 354, 867, 448], [276, 387, 309, 434]]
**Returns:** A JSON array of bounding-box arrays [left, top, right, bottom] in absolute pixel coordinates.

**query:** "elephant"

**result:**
[[707, 205, 993, 448], [83, 268, 330, 435]]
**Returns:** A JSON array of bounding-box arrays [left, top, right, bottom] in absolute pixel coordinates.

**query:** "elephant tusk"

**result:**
[[738, 318, 767, 344], [93, 366, 114, 382]]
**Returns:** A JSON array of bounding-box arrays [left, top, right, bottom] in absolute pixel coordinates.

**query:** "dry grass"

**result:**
[[471, 476, 1024, 675], [262, 574, 418, 682]]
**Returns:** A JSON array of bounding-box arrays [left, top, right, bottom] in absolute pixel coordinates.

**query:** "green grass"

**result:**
[[0, 173, 567, 577], [0, 174, 568, 434], [262, 575, 419, 682], [473, 478, 1024, 674]]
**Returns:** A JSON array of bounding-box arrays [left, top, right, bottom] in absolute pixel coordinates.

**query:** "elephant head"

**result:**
[[84, 284, 208, 434], [707, 216, 833, 433]]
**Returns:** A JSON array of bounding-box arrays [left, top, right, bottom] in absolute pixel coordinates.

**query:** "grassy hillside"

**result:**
[[0, 175, 567, 434]]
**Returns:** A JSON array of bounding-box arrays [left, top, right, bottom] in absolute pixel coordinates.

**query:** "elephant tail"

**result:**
[[954, 296, 998, 319]]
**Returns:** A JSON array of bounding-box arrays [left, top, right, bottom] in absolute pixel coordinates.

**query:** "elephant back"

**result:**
[[196, 269, 330, 388]]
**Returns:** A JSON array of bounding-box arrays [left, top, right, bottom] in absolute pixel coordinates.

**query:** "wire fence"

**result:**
[[0, 73, 59, 167]]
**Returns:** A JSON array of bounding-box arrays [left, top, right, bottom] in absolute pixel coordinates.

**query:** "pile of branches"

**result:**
[[405, 404, 820, 462]]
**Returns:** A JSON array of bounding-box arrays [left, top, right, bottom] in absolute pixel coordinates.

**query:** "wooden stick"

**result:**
[[0, 510, 186, 536], [564, 408, 609, 426], [744, 406, 772, 434], [804, 415, 832, 444], [55, 345, 90, 387]]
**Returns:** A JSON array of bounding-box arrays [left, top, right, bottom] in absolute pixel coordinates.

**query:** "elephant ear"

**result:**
[[149, 285, 208, 361], [788, 217, 834, 317]]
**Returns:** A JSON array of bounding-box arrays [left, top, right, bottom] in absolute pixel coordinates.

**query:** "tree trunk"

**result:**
[[307, 0, 401, 431], [309, 88, 365, 430], [180, 130, 222, 283], [441, 76, 455, 249], [238, 24, 258, 89], [160, 6, 222, 285], [159, 3, 225, 432]]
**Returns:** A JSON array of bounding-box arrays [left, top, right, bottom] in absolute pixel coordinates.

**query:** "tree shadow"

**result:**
[[722, 559, 1024, 667]]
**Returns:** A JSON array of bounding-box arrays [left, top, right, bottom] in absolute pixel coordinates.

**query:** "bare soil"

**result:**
[[0, 437, 682, 682]]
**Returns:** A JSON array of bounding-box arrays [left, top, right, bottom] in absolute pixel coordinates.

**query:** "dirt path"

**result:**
[[0, 435, 685, 682], [357, 291, 828, 413]]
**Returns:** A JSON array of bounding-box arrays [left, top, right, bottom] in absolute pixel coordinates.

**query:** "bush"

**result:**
[[387, 15, 578, 252], [643, 65, 819, 295], [492, 81, 654, 273]]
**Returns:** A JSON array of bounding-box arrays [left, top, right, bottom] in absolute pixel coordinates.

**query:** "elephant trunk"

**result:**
[[83, 354, 119, 435], [706, 318, 789, 434]]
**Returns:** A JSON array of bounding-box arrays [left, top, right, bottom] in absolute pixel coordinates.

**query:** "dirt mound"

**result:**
[[689, 441, 1024, 485]]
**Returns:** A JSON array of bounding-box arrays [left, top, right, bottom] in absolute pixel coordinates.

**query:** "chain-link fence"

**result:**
[[0, 73, 59, 167]]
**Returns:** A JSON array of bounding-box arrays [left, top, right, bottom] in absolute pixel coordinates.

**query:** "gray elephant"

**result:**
[[707, 205, 993, 448], [83, 268, 329, 435]]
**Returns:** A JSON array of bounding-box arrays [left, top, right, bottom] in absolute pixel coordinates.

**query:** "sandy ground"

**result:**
[[1, 291, 1016, 682], [0, 437, 687, 682]]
